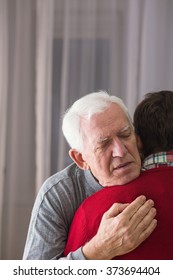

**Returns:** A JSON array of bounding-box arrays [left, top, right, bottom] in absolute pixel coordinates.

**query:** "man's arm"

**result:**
[[83, 195, 157, 260], [23, 189, 156, 260]]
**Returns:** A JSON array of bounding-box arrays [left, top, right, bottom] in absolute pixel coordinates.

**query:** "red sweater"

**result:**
[[64, 167, 173, 259]]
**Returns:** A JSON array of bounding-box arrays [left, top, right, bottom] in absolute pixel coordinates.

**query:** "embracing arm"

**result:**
[[23, 190, 156, 260], [23, 202, 86, 260], [22, 179, 87, 260]]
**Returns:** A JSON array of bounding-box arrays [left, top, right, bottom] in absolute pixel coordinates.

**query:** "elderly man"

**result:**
[[23, 91, 156, 260], [64, 90, 173, 259]]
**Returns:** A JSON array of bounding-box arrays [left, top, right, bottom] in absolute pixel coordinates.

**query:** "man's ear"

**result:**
[[69, 149, 89, 170]]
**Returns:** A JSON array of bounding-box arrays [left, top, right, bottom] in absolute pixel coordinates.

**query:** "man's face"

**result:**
[[81, 103, 141, 186]]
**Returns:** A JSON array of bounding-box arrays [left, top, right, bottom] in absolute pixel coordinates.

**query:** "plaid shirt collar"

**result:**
[[142, 151, 173, 170]]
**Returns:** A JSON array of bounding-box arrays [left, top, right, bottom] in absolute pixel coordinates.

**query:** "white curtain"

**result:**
[[1, 0, 173, 259], [35, 0, 54, 193], [0, 0, 8, 257], [0, 0, 36, 259]]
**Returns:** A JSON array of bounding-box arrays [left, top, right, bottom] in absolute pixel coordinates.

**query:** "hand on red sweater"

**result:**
[[82, 195, 157, 260]]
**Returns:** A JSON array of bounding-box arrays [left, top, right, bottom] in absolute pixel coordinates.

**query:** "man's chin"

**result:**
[[107, 172, 139, 186], [98, 168, 140, 187]]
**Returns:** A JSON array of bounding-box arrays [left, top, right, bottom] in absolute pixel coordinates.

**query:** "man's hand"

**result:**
[[82, 195, 157, 260]]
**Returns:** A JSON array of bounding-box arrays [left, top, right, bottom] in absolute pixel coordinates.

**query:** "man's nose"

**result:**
[[112, 138, 127, 157]]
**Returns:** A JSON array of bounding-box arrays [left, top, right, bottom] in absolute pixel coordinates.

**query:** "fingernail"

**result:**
[[140, 195, 146, 201], [149, 199, 154, 206]]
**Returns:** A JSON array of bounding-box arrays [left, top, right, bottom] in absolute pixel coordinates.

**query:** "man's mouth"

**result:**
[[114, 162, 132, 170]]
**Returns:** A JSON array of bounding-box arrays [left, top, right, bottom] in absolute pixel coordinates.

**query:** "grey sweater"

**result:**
[[23, 163, 102, 259]]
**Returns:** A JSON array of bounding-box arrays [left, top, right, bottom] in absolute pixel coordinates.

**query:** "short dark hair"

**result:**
[[134, 90, 173, 158]]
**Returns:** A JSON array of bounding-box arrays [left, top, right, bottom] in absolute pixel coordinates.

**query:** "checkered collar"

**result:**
[[142, 151, 173, 170]]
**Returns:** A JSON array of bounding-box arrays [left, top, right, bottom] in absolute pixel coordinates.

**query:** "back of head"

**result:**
[[62, 91, 131, 152], [134, 90, 173, 158]]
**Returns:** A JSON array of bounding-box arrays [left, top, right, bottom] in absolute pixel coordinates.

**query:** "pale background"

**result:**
[[1, 0, 173, 259]]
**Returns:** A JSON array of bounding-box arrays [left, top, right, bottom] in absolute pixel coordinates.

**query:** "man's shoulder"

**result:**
[[44, 163, 79, 184], [34, 163, 102, 213], [32, 163, 87, 214], [39, 163, 84, 195]]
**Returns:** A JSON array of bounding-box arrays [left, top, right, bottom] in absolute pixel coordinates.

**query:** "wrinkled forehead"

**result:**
[[80, 103, 132, 142]]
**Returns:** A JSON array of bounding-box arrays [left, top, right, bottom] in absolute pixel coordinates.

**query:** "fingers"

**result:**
[[129, 198, 156, 230], [118, 197, 157, 254], [122, 195, 147, 218], [138, 219, 157, 243], [103, 195, 155, 226], [134, 206, 157, 242], [104, 202, 129, 219]]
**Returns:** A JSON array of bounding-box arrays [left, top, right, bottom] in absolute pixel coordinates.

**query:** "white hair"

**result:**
[[62, 91, 132, 152]]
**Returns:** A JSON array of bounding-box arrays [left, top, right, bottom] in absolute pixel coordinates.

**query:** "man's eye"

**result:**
[[101, 142, 108, 148], [121, 133, 131, 138], [97, 141, 109, 150]]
